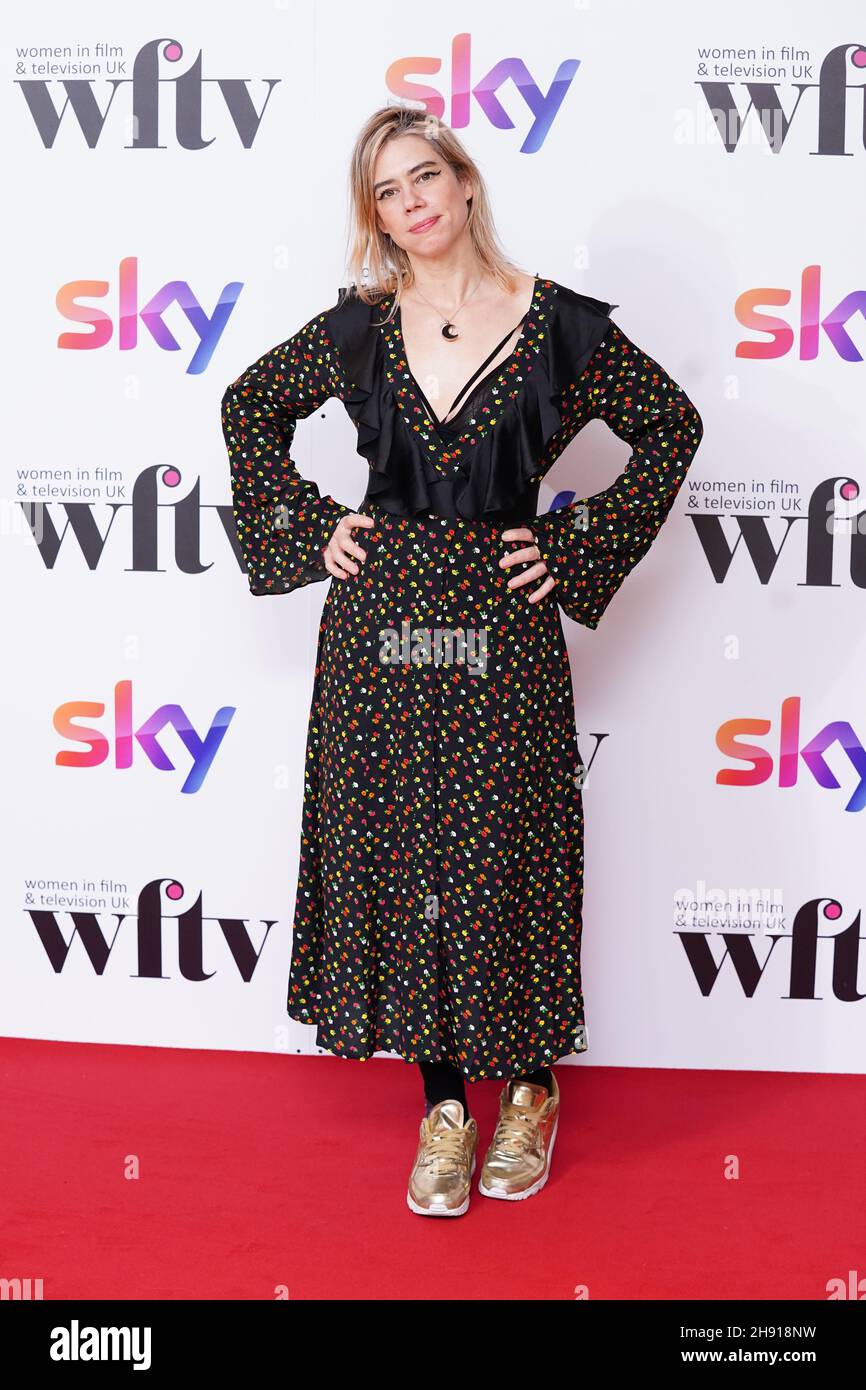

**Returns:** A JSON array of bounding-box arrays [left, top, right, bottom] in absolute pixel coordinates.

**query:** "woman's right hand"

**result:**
[[323, 513, 376, 579]]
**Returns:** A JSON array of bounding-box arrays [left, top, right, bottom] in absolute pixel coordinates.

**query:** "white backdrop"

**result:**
[[4, 0, 864, 1075]]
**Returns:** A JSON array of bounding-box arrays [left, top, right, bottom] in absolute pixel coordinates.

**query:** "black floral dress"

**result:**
[[220, 276, 704, 1083]]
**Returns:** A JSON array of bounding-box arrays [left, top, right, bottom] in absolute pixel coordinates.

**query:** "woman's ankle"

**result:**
[[419, 1057, 470, 1120]]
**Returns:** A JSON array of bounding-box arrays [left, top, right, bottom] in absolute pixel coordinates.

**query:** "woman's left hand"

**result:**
[[499, 527, 557, 603]]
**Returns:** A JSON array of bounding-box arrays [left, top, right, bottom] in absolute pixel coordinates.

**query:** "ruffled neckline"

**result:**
[[326, 277, 618, 519], [385, 275, 547, 473]]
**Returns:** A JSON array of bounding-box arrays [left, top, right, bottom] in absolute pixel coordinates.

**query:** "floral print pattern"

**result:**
[[220, 280, 704, 1081]]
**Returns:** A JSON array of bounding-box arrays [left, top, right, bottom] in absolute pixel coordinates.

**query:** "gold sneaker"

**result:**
[[478, 1071, 560, 1201], [406, 1099, 478, 1217]]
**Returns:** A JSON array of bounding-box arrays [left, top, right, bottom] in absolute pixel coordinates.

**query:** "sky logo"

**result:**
[[54, 680, 235, 794], [717, 696, 866, 812], [735, 265, 866, 361], [57, 257, 242, 374], [386, 33, 580, 153]]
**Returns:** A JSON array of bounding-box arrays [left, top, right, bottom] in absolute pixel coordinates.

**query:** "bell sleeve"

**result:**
[[220, 307, 355, 596], [532, 321, 704, 629]]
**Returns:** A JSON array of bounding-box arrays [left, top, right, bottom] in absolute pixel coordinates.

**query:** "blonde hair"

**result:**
[[341, 103, 528, 323]]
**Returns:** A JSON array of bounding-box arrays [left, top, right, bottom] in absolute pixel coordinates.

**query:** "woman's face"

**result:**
[[372, 133, 472, 262]]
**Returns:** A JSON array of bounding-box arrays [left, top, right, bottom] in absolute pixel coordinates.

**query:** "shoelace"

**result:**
[[490, 1103, 545, 1158], [419, 1124, 473, 1176]]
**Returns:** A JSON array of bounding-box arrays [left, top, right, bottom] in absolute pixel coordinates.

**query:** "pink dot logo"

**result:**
[[823, 900, 842, 920], [162, 468, 181, 488], [166, 881, 184, 901], [164, 42, 183, 63]]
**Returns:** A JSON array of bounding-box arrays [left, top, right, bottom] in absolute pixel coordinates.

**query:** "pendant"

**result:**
[[442, 322, 459, 340]]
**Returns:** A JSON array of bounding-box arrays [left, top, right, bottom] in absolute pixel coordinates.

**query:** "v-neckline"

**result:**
[[379, 275, 551, 476]]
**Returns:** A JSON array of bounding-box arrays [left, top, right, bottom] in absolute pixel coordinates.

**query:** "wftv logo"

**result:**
[[18, 37, 279, 150], [679, 897, 864, 1001], [699, 41, 866, 154], [27, 878, 277, 981], [19, 464, 242, 581]]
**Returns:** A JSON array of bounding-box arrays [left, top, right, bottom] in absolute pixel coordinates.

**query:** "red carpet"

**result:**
[[1, 1036, 861, 1300]]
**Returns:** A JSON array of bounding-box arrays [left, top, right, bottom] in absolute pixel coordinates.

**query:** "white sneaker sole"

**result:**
[[477, 1114, 558, 1201], [407, 1154, 477, 1216]]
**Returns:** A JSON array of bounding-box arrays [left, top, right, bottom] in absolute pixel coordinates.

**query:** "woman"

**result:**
[[220, 105, 703, 1218]]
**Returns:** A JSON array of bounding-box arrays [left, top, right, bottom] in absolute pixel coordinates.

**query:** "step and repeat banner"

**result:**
[[4, 1, 863, 1074]]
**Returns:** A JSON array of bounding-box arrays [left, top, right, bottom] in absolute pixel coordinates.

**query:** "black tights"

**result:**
[[419, 1058, 553, 1119]]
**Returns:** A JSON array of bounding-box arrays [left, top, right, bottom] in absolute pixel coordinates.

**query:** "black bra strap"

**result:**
[[441, 315, 528, 423]]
